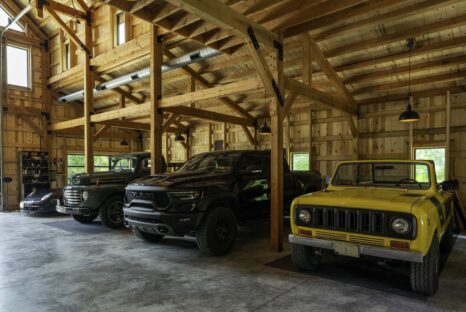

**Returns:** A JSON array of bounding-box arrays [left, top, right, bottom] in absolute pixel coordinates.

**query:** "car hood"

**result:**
[[294, 187, 427, 213], [129, 169, 233, 189], [70, 171, 132, 185]]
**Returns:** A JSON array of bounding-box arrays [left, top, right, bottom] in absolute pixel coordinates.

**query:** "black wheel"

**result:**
[[440, 222, 455, 253], [99, 195, 125, 229], [196, 207, 237, 256], [72, 213, 98, 223], [291, 243, 322, 271], [132, 227, 164, 242], [410, 234, 440, 296]]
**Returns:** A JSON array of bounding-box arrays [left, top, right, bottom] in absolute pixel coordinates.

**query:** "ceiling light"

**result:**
[[258, 121, 271, 135], [399, 38, 419, 123], [174, 133, 185, 142], [120, 138, 129, 146]]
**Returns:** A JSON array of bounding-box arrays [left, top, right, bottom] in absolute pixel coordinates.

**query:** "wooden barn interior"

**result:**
[[1, 0, 466, 310]]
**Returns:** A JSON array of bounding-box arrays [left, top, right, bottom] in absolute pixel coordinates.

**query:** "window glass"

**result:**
[[414, 147, 445, 183], [239, 154, 262, 173], [332, 162, 431, 190], [7, 45, 29, 87], [116, 12, 125, 45], [67, 154, 112, 178], [111, 157, 135, 172], [292, 153, 309, 171], [179, 152, 241, 172], [0, 6, 23, 31]]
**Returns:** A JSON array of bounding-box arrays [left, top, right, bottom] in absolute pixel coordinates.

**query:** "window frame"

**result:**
[[6, 44, 30, 89], [0, 5, 24, 32], [114, 11, 129, 46], [66, 153, 114, 179]]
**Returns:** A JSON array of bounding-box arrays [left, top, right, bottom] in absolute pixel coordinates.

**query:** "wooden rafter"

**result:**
[[130, 0, 158, 13], [162, 106, 254, 126], [164, 0, 279, 49]]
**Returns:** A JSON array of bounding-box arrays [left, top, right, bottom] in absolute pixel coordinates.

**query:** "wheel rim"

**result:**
[[108, 201, 124, 223], [214, 219, 229, 242]]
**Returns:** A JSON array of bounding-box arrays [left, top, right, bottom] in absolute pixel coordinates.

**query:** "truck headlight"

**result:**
[[392, 217, 411, 234], [169, 191, 203, 201], [82, 191, 89, 201], [41, 193, 52, 201], [298, 209, 312, 223], [20, 202, 24, 209]]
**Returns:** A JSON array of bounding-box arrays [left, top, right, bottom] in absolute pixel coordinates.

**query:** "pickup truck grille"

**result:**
[[64, 189, 83, 206], [295, 205, 415, 239], [125, 191, 170, 208]]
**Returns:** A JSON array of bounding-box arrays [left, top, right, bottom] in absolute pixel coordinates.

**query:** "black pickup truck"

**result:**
[[57, 152, 166, 228], [124, 150, 321, 255]]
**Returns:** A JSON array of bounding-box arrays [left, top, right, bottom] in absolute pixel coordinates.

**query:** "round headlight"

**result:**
[[392, 217, 410, 234], [298, 209, 312, 223], [19, 202, 24, 209], [82, 191, 89, 201]]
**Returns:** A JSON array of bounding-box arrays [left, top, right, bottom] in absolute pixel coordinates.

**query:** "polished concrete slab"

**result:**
[[0, 212, 465, 312]]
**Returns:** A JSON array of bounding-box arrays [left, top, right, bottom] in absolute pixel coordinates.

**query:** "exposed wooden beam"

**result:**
[[47, 0, 88, 20], [241, 126, 255, 146], [94, 125, 109, 142], [150, 25, 164, 175], [162, 106, 254, 126], [45, 6, 90, 54], [4, 0, 47, 40], [130, 0, 157, 13], [161, 113, 179, 132], [83, 13, 94, 173], [163, 50, 255, 122], [95, 75, 144, 104], [164, 0, 279, 49], [282, 92, 297, 118]]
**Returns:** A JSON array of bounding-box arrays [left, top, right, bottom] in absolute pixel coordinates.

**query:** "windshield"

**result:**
[[111, 157, 136, 172], [178, 152, 242, 172], [332, 162, 431, 190]]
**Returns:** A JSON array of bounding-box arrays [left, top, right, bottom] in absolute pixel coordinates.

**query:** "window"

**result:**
[[67, 154, 113, 178], [116, 12, 125, 45], [6, 45, 29, 88], [64, 42, 71, 70], [0, 6, 23, 32], [291, 153, 310, 171], [414, 147, 446, 183]]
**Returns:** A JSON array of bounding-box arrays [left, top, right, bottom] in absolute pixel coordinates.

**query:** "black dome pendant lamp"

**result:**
[[399, 38, 420, 123]]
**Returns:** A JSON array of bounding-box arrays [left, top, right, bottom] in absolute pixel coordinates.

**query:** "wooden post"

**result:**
[[83, 13, 94, 173], [270, 33, 284, 252], [208, 123, 213, 152], [446, 90, 451, 179], [150, 25, 163, 175], [303, 37, 313, 169]]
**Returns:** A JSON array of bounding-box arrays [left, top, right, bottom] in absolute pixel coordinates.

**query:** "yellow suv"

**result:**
[[289, 160, 457, 296]]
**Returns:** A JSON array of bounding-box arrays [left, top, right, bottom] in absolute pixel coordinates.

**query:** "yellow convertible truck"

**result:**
[[289, 160, 457, 296]]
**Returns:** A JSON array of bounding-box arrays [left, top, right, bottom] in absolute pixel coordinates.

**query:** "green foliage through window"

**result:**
[[414, 147, 446, 183], [67, 154, 112, 178], [292, 153, 309, 171]]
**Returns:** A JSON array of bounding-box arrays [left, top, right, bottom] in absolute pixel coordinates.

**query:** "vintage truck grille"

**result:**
[[295, 205, 416, 239], [125, 191, 170, 208], [64, 189, 83, 206]]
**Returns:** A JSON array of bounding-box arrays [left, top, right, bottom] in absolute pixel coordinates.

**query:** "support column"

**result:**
[[446, 90, 451, 179], [83, 13, 94, 173], [270, 33, 284, 252], [149, 25, 163, 175]]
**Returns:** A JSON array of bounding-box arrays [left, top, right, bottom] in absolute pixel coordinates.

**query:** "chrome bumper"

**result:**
[[289, 234, 423, 263]]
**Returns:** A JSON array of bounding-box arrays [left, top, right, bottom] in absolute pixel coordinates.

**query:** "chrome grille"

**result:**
[[64, 189, 83, 206]]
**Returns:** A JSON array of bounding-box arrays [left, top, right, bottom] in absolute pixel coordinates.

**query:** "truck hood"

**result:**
[[129, 169, 233, 189], [295, 188, 427, 213], [70, 171, 132, 185]]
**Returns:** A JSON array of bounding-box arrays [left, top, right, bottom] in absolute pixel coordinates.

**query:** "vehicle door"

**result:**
[[237, 153, 269, 219], [136, 157, 152, 179], [262, 153, 295, 212]]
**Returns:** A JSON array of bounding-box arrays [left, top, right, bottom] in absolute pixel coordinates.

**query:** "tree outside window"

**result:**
[[291, 153, 310, 171], [414, 147, 446, 183]]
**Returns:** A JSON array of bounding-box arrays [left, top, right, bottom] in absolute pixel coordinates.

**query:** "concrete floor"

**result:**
[[1, 212, 465, 312]]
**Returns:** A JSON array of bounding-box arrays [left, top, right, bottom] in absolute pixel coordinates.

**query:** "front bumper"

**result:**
[[56, 204, 98, 216], [289, 234, 423, 263], [21, 200, 58, 214], [124, 207, 204, 236]]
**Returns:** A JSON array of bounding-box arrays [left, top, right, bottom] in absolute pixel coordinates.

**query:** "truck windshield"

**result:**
[[178, 152, 242, 172], [332, 162, 431, 190], [111, 157, 136, 172]]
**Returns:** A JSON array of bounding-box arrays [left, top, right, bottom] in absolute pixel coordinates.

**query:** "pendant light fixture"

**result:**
[[399, 38, 420, 123], [258, 89, 271, 135], [174, 133, 185, 142], [120, 138, 129, 146]]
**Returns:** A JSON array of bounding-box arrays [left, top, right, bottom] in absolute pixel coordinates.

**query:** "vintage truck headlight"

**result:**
[[169, 191, 203, 201], [41, 193, 52, 201], [19, 202, 24, 209], [82, 191, 89, 201], [298, 209, 312, 223], [392, 217, 411, 234]]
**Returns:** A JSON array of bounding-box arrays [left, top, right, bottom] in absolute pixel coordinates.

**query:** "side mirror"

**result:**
[[324, 176, 331, 186], [440, 180, 458, 192], [240, 165, 262, 175]]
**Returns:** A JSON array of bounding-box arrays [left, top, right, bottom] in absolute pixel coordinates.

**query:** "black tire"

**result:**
[[410, 234, 440, 296], [72, 213, 98, 223], [99, 195, 125, 229], [196, 207, 237, 256], [440, 222, 455, 253], [132, 227, 164, 242], [291, 243, 322, 271]]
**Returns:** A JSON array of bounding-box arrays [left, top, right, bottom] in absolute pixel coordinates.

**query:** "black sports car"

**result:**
[[20, 189, 62, 214]]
